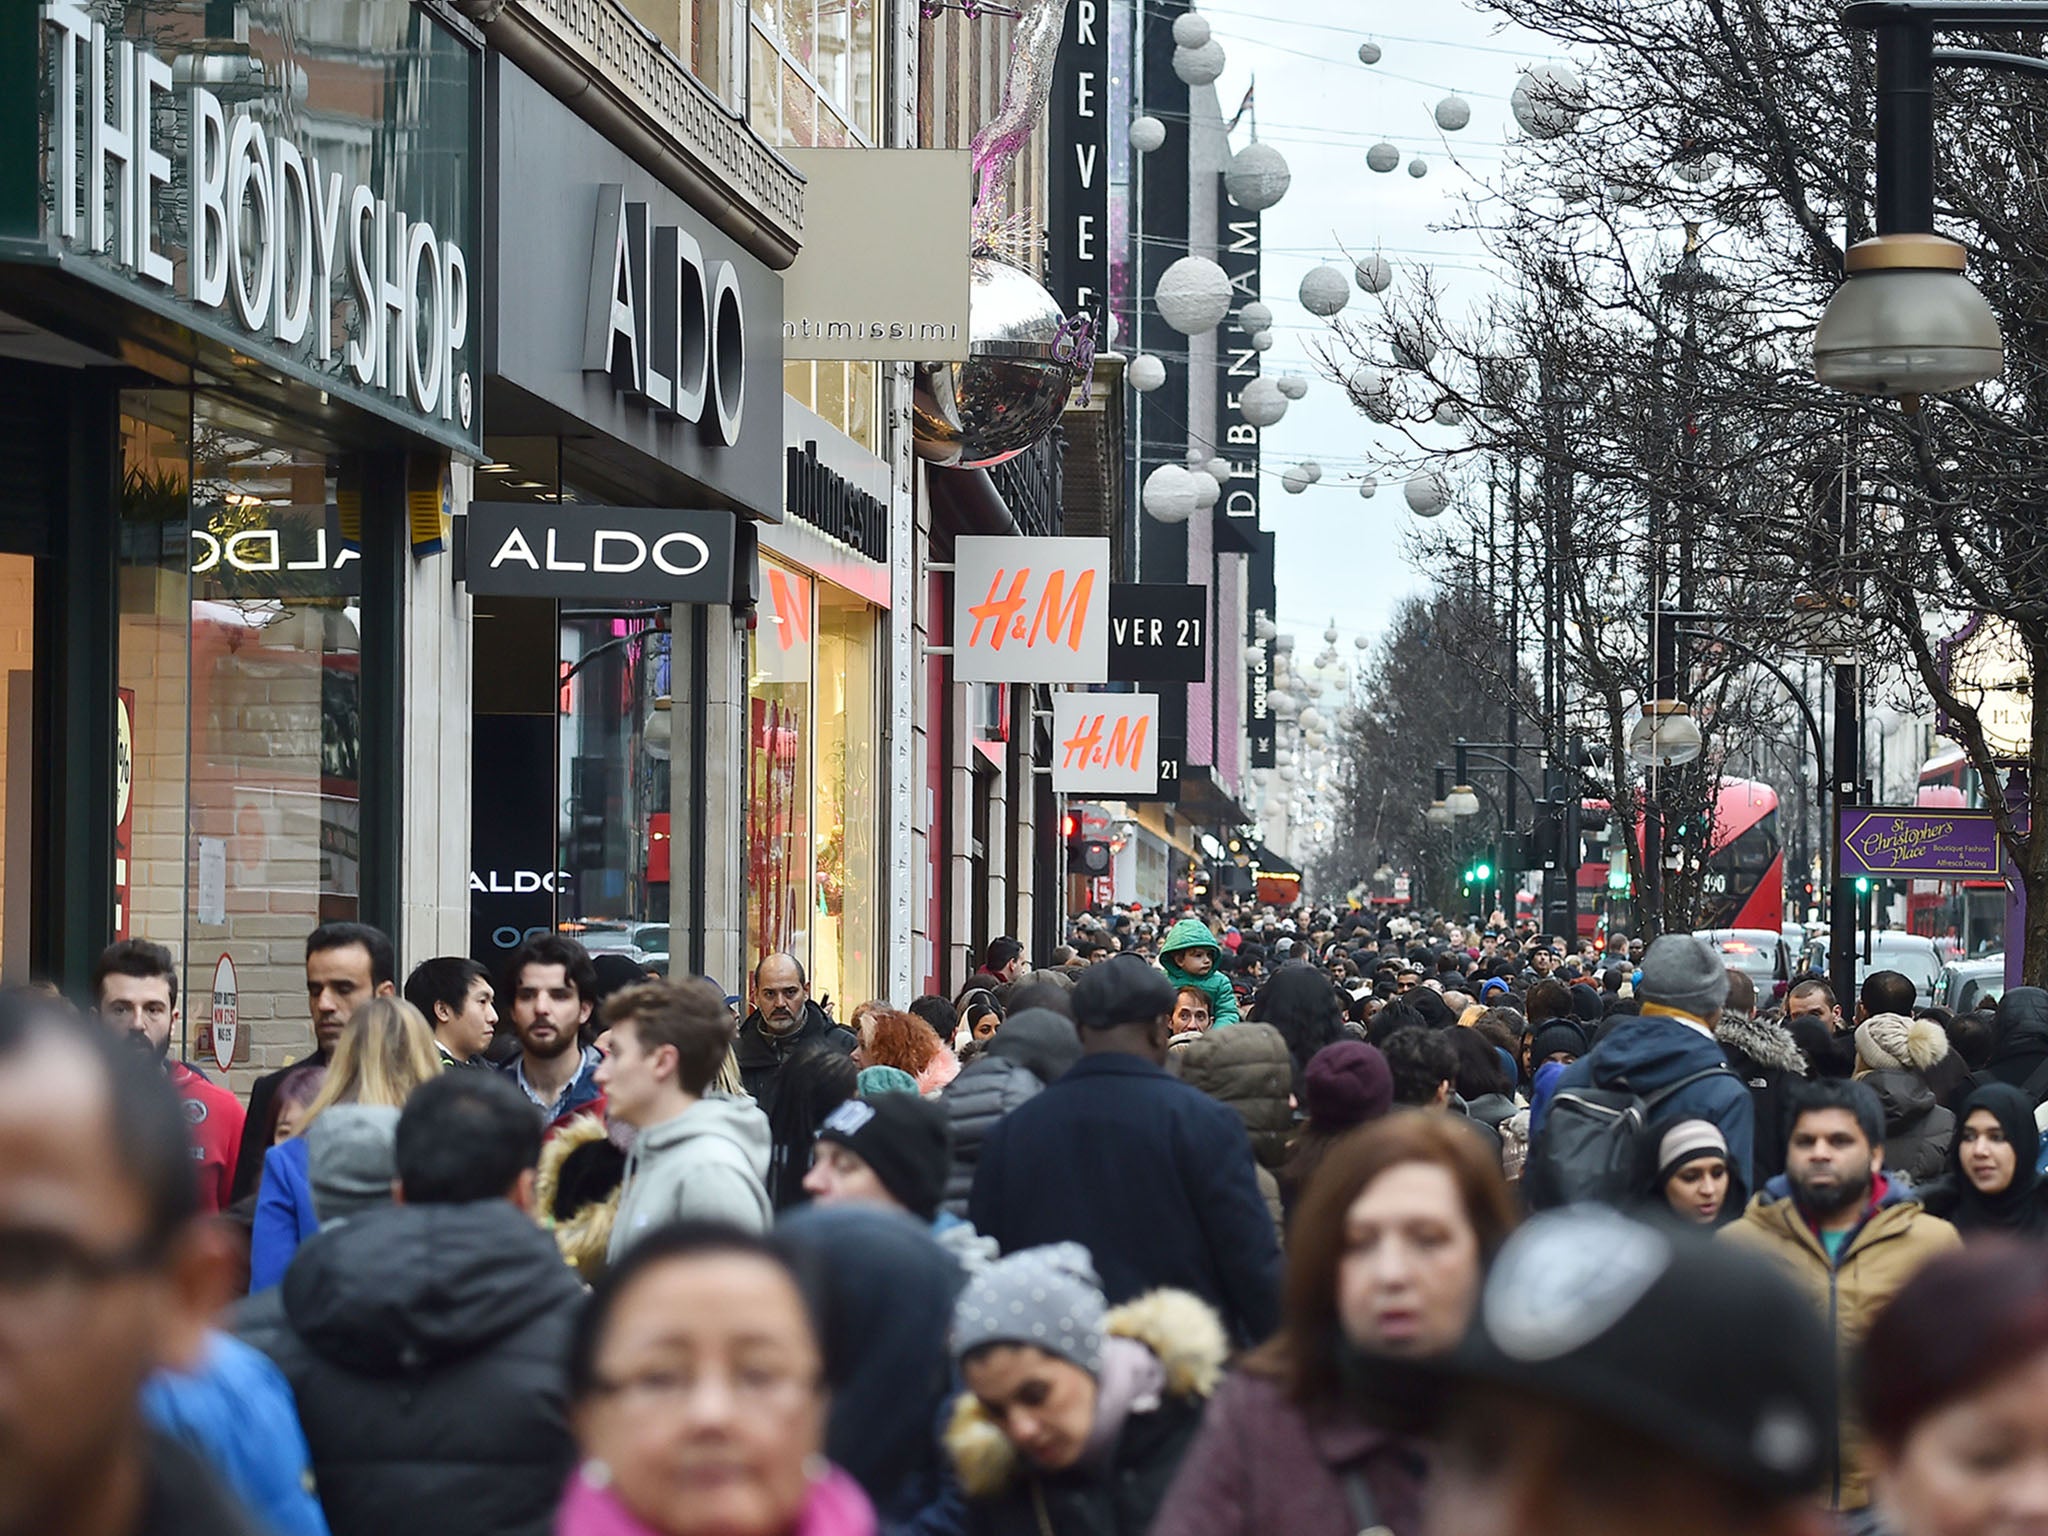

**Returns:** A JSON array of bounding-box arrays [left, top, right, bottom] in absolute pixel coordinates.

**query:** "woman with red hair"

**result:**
[[851, 1005, 959, 1095]]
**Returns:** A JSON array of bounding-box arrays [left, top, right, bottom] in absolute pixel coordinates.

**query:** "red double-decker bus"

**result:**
[[1576, 778, 1783, 938]]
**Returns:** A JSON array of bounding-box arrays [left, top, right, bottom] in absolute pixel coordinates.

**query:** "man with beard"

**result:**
[[496, 934, 603, 1125], [1722, 1078, 1959, 1518], [93, 939, 245, 1212], [736, 952, 853, 1120]]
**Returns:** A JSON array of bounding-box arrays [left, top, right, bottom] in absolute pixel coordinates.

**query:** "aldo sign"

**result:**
[[462, 504, 735, 604]]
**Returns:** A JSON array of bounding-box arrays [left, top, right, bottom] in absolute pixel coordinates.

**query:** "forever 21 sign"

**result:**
[[463, 504, 734, 603]]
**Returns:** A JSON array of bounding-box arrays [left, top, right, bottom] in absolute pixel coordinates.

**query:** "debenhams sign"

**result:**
[[37, 5, 472, 435]]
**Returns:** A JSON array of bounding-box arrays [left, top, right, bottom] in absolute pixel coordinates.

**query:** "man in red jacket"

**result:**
[[93, 939, 243, 1213]]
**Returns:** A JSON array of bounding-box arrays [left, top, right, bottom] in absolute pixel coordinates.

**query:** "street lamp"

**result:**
[[1426, 799, 1455, 827], [1814, 233, 2002, 397], [1445, 783, 1482, 818], [1628, 699, 1704, 768]]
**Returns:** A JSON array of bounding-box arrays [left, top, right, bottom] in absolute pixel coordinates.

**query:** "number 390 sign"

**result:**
[[1052, 693, 1160, 795]]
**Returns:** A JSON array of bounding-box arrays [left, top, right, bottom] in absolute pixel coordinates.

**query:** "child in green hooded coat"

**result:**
[[1158, 916, 1241, 1027]]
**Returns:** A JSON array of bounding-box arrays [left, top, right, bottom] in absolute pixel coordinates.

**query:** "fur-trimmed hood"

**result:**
[[1717, 1011, 1808, 1077], [943, 1289, 1226, 1499], [534, 1112, 622, 1282]]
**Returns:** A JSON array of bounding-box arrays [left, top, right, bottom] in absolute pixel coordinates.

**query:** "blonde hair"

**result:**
[[298, 996, 441, 1131]]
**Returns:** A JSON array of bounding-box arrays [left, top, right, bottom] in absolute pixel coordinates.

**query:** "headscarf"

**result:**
[[1947, 1083, 2048, 1236]]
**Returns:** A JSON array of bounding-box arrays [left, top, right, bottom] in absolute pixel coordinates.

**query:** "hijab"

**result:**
[[1946, 1083, 2048, 1236]]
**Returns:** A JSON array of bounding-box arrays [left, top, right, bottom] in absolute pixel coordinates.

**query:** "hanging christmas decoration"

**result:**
[[912, 256, 1089, 468], [1127, 353, 1167, 391], [1276, 374, 1308, 400], [1392, 323, 1438, 371], [1407, 156, 1429, 178], [1367, 142, 1401, 173], [1224, 141, 1292, 212], [1239, 299, 1273, 332], [1250, 329, 1276, 352], [1358, 475, 1378, 500], [1191, 469, 1221, 509], [1142, 464, 1199, 523], [1434, 94, 1472, 131], [1434, 401, 1463, 426], [1172, 11, 1210, 46], [966, 0, 1070, 244], [1155, 255, 1233, 334], [1130, 115, 1167, 153], [1355, 253, 1393, 293], [1172, 39, 1226, 85], [1283, 466, 1312, 495], [1239, 376, 1288, 427], [1404, 468, 1451, 516], [1348, 364, 1396, 422], [1204, 456, 1231, 482], [1511, 62, 1588, 139], [1358, 41, 1382, 64], [1299, 264, 1350, 318]]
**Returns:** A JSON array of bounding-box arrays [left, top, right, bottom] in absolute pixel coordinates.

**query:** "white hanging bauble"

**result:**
[[1225, 141, 1292, 212], [1404, 468, 1451, 516], [1512, 63, 1587, 139], [1301, 707, 1325, 732], [1239, 376, 1289, 427], [1358, 41, 1382, 64], [1190, 470, 1221, 510], [1433, 401, 1462, 427], [1254, 614, 1278, 641], [1155, 256, 1233, 334], [1357, 475, 1378, 500], [1204, 456, 1231, 483], [1279, 764, 1299, 782], [1127, 353, 1167, 392], [1672, 151, 1726, 186], [1142, 464, 1200, 523], [1355, 253, 1393, 293], [1276, 373, 1308, 400], [1250, 329, 1276, 352], [1434, 94, 1472, 131], [1407, 157, 1428, 178], [1299, 264, 1351, 318], [1172, 12, 1211, 47], [1273, 633, 1295, 654], [1173, 39, 1226, 85], [1392, 323, 1437, 371], [1367, 142, 1401, 173], [1321, 623, 1338, 644], [1354, 634, 1370, 649], [1348, 364, 1396, 422], [1282, 466, 1312, 495], [1186, 445, 1209, 467], [1301, 461, 1324, 484], [1130, 115, 1167, 153], [1239, 299, 1273, 332], [1243, 643, 1266, 669]]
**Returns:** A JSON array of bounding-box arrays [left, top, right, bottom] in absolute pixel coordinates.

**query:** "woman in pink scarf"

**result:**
[[557, 1224, 876, 1536]]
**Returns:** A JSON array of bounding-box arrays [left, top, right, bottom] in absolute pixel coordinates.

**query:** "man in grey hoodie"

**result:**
[[596, 978, 773, 1260]]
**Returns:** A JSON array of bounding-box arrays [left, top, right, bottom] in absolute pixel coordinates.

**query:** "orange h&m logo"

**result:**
[[1060, 710, 1150, 772], [967, 565, 1096, 654]]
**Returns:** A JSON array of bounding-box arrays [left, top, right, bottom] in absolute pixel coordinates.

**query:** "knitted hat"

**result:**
[[855, 1065, 920, 1097], [1854, 1012, 1950, 1074], [952, 1243, 1106, 1375], [1635, 935, 1730, 1021], [1526, 1018, 1590, 1067], [815, 1093, 952, 1221], [1303, 1041, 1394, 1130], [306, 1105, 400, 1223], [1655, 1119, 1729, 1185]]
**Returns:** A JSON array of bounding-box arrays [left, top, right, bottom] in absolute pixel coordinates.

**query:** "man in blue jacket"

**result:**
[[969, 956, 1281, 1345], [1532, 933, 1756, 1200]]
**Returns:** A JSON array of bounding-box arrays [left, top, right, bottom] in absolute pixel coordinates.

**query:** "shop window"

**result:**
[[814, 584, 877, 1011], [748, 0, 876, 146], [783, 360, 880, 455], [749, 558, 815, 985]]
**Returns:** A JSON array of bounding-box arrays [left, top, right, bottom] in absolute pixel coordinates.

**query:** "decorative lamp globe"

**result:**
[[1435, 94, 1472, 131], [1299, 265, 1351, 318], [1359, 40, 1383, 65], [1156, 256, 1234, 335], [1190, 469, 1221, 510], [1127, 353, 1167, 392], [1173, 39, 1226, 85], [1358, 475, 1378, 499], [1813, 234, 2003, 398], [1225, 141, 1292, 212], [1172, 12, 1211, 47], [1367, 142, 1401, 173], [1628, 699, 1705, 767], [1130, 116, 1167, 153], [1404, 468, 1450, 516], [1356, 254, 1393, 294], [1426, 798, 1455, 827], [1239, 376, 1289, 427], [1282, 466, 1312, 495], [1142, 464, 1200, 524], [1239, 299, 1273, 332], [1407, 157, 1429, 178], [1512, 63, 1588, 139], [1273, 633, 1295, 653], [1446, 783, 1482, 817], [1277, 373, 1309, 400]]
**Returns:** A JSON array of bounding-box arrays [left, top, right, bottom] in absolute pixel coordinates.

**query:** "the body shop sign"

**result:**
[[25, 5, 479, 448], [952, 536, 1111, 683]]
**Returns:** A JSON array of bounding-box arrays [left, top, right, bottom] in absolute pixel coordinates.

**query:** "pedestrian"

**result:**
[[243, 1071, 582, 1536], [1350, 1205, 1835, 1536], [908, 994, 961, 1051], [1915, 1082, 2048, 1237], [1173, 1022, 1296, 1237], [401, 955, 498, 1069], [1851, 1012, 1958, 1184], [1282, 1041, 1396, 1209], [536, 1110, 630, 1280], [1787, 978, 1858, 1080], [776, 1206, 968, 1535], [1519, 1016, 1588, 1085], [968, 957, 1281, 1345], [498, 934, 606, 1124], [1720, 1078, 1962, 1514], [248, 996, 440, 1289], [1714, 976, 1808, 1186], [1654, 1119, 1733, 1225], [851, 1006, 959, 1095], [1159, 916, 1241, 1027], [765, 1041, 861, 1211], [1976, 985, 2048, 1100], [1861, 1239, 2048, 1536], [231, 922, 398, 1203], [936, 1008, 1077, 1217], [557, 1224, 878, 1536], [1169, 986, 1213, 1042], [600, 979, 773, 1256], [946, 1244, 1223, 1536], [739, 954, 857, 1121], [802, 1093, 953, 1226], [92, 937, 245, 1213], [0, 995, 269, 1535], [1152, 1115, 1517, 1536], [1252, 963, 1349, 1092]]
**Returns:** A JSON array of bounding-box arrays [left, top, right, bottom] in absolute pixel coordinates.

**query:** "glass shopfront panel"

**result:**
[[748, 558, 814, 981], [814, 584, 876, 1010]]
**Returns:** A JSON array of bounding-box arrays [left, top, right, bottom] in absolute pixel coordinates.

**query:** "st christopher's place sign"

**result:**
[[37, 5, 473, 435]]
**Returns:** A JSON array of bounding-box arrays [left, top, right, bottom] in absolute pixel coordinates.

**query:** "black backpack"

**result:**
[[1524, 1065, 1736, 1210]]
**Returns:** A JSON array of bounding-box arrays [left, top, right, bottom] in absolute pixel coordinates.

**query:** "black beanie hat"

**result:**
[[815, 1093, 954, 1221]]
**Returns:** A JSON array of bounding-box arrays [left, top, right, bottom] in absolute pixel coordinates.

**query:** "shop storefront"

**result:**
[[468, 57, 785, 988], [0, 3, 480, 1075]]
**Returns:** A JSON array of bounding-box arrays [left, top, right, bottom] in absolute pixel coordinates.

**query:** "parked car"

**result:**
[[1701, 928, 1792, 992], [1938, 953, 2006, 1013]]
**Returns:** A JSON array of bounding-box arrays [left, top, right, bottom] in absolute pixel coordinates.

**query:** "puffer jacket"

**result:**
[[1860, 1069, 1955, 1185], [1716, 1012, 1808, 1185], [1721, 1176, 1961, 1510], [608, 1093, 773, 1261], [1160, 917, 1241, 1027], [1175, 1024, 1294, 1236], [939, 1009, 1081, 1217], [946, 1290, 1224, 1536], [243, 1200, 583, 1536]]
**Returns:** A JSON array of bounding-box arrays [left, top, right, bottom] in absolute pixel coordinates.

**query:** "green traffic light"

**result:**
[[1854, 875, 1871, 894], [1473, 862, 1493, 881]]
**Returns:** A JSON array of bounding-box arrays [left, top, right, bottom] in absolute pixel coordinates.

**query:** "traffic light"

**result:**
[[1065, 812, 1111, 875], [1529, 799, 1565, 868], [1465, 857, 1494, 884], [1854, 874, 1872, 895]]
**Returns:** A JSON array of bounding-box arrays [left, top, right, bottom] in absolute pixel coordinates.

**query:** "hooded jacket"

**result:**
[[1174, 1023, 1296, 1237], [1859, 1070, 1956, 1185], [533, 1113, 623, 1280], [1721, 1175, 1961, 1510], [939, 1009, 1081, 1217], [608, 1093, 773, 1261], [246, 1200, 584, 1536], [1918, 1082, 2048, 1237], [737, 1001, 857, 1121], [1982, 986, 2048, 1100], [1160, 917, 1241, 1027], [945, 1290, 1224, 1536], [1715, 1012, 1808, 1185]]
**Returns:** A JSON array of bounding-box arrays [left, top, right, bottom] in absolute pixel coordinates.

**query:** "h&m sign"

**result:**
[[461, 504, 735, 604]]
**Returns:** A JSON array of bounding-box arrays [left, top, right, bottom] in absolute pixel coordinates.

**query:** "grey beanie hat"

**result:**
[[306, 1104, 401, 1223], [1635, 934, 1730, 1022], [952, 1242, 1107, 1376]]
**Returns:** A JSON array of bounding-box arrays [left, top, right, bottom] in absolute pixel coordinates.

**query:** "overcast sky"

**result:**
[[1198, 0, 1570, 661]]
